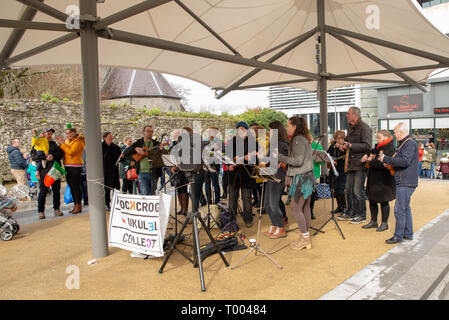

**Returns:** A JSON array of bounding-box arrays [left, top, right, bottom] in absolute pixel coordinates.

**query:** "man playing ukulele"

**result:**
[[124, 125, 166, 195]]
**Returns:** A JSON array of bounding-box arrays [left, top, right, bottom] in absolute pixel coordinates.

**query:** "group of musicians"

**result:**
[[115, 106, 419, 249]]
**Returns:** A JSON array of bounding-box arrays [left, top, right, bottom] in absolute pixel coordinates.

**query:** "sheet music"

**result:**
[[326, 152, 339, 177]]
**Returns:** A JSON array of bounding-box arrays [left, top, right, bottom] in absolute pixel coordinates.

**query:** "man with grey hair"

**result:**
[[6, 139, 28, 186], [338, 106, 372, 224], [379, 122, 419, 244]]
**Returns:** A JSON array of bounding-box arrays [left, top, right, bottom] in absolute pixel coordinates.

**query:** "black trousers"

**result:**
[[122, 178, 133, 194], [38, 179, 61, 213], [81, 174, 88, 204], [222, 170, 229, 195], [66, 166, 83, 205], [229, 184, 253, 224], [369, 200, 390, 224], [190, 170, 205, 213]]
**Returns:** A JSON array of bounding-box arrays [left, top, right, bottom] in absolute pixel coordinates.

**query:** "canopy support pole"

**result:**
[[94, 0, 172, 30], [329, 31, 428, 92], [0, 1, 40, 67], [16, 0, 68, 22], [234, 78, 316, 90], [5, 33, 79, 66], [80, 0, 108, 258], [329, 64, 446, 79], [216, 27, 319, 99], [326, 25, 449, 67], [317, 0, 328, 151], [102, 28, 320, 82], [174, 0, 241, 56], [0, 19, 68, 31]]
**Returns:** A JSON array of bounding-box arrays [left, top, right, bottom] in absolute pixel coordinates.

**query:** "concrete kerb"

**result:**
[[319, 208, 449, 300]]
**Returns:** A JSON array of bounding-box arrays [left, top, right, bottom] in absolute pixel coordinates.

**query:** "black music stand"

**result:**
[[311, 151, 346, 240], [231, 167, 282, 270], [158, 157, 229, 292]]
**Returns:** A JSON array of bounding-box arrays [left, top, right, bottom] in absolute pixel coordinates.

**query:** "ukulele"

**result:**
[[132, 145, 159, 162], [364, 158, 395, 176]]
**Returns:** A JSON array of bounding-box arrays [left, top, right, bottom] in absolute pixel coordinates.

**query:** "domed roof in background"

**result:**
[[100, 68, 181, 100]]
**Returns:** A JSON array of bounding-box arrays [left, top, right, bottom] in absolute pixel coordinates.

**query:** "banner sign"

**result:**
[[434, 107, 449, 114], [108, 191, 172, 257], [387, 94, 423, 113]]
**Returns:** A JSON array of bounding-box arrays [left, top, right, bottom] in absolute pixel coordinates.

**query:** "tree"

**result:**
[[168, 81, 192, 111], [239, 107, 288, 129]]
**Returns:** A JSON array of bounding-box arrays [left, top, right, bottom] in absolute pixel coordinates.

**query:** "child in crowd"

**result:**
[[327, 130, 347, 214], [31, 129, 49, 179]]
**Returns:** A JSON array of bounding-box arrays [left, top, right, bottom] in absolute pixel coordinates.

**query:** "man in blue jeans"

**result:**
[[124, 125, 165, 195], [379, 122, 419, 244], [337, 107, 372, 224]]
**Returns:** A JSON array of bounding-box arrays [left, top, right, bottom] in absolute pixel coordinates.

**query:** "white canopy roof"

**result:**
[[2, 0, 449, 94]]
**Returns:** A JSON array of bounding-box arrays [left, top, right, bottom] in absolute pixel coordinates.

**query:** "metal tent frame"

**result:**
[[1, 0, 448, 257]]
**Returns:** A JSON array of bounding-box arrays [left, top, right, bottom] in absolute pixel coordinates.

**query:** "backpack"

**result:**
[[216, 202, 239, 233]]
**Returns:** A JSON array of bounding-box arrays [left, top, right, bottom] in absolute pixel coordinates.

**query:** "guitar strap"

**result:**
[[392, 137, 411, 158]]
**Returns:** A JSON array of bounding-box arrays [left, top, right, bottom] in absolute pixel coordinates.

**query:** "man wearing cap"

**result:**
[[226, 121, 259, 228], [31, 128, 65, 219]]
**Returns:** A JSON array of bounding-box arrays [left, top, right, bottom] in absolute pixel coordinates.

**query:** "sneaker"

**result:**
[[264, 226, 276, 238], [282, 217, 289, 229], [350, 216, 366, 224], [269, 227, 287, 239], [337, 213, 353, 221], [54, 209, 64, 217], [38, 212, 45, 219]]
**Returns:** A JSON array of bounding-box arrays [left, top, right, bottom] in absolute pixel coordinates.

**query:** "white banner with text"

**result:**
[[108, 191, 172, 257]]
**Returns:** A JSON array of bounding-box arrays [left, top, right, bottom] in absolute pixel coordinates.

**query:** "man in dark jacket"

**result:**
[[7, 139, 28, 186], [31, 129, 65, 219], [102, 132, 122, 210], [338, 107, 372, 224], [226, 121, 259, 228], [379, 122, 419, 244], [124, 125, 163, 195]]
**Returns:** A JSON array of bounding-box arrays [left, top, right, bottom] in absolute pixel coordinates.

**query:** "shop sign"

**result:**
[[434, 107, 449, 114], [388, 94, 423, 113]]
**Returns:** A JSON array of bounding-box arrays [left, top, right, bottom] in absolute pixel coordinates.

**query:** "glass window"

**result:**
[[328, 113, 336, 134], [411, 118, 434, 129], [339, 112, 348, 130], [435, 117, 449, 129], [380, 120, 388, 130], [436, 128, 449, 155], [388, 119, 409, 130], [310, 113, 320, 138]]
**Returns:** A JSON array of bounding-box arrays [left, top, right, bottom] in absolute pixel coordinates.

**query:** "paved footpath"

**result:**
[[320, 207, 449, 300]]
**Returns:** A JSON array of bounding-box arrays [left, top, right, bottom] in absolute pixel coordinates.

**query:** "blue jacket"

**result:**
[[6, 146, 27, 170], [383, 136, 419, 188]]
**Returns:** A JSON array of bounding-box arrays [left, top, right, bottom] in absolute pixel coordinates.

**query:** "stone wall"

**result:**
[[0, 99, 235, 182]]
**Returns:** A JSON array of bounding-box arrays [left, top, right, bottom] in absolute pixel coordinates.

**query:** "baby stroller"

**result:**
[[0, 187, 20, 241]]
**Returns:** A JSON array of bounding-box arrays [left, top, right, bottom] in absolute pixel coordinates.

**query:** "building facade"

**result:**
[[269, 85, 357, 138], [377, 77, 449, 158]]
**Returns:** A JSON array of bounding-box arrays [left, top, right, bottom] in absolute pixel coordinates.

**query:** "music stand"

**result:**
[[160, 155, 180, 228], [231, 167, 283, 270], [158, 155, 229, 292], [311, 151, 346, 240]]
